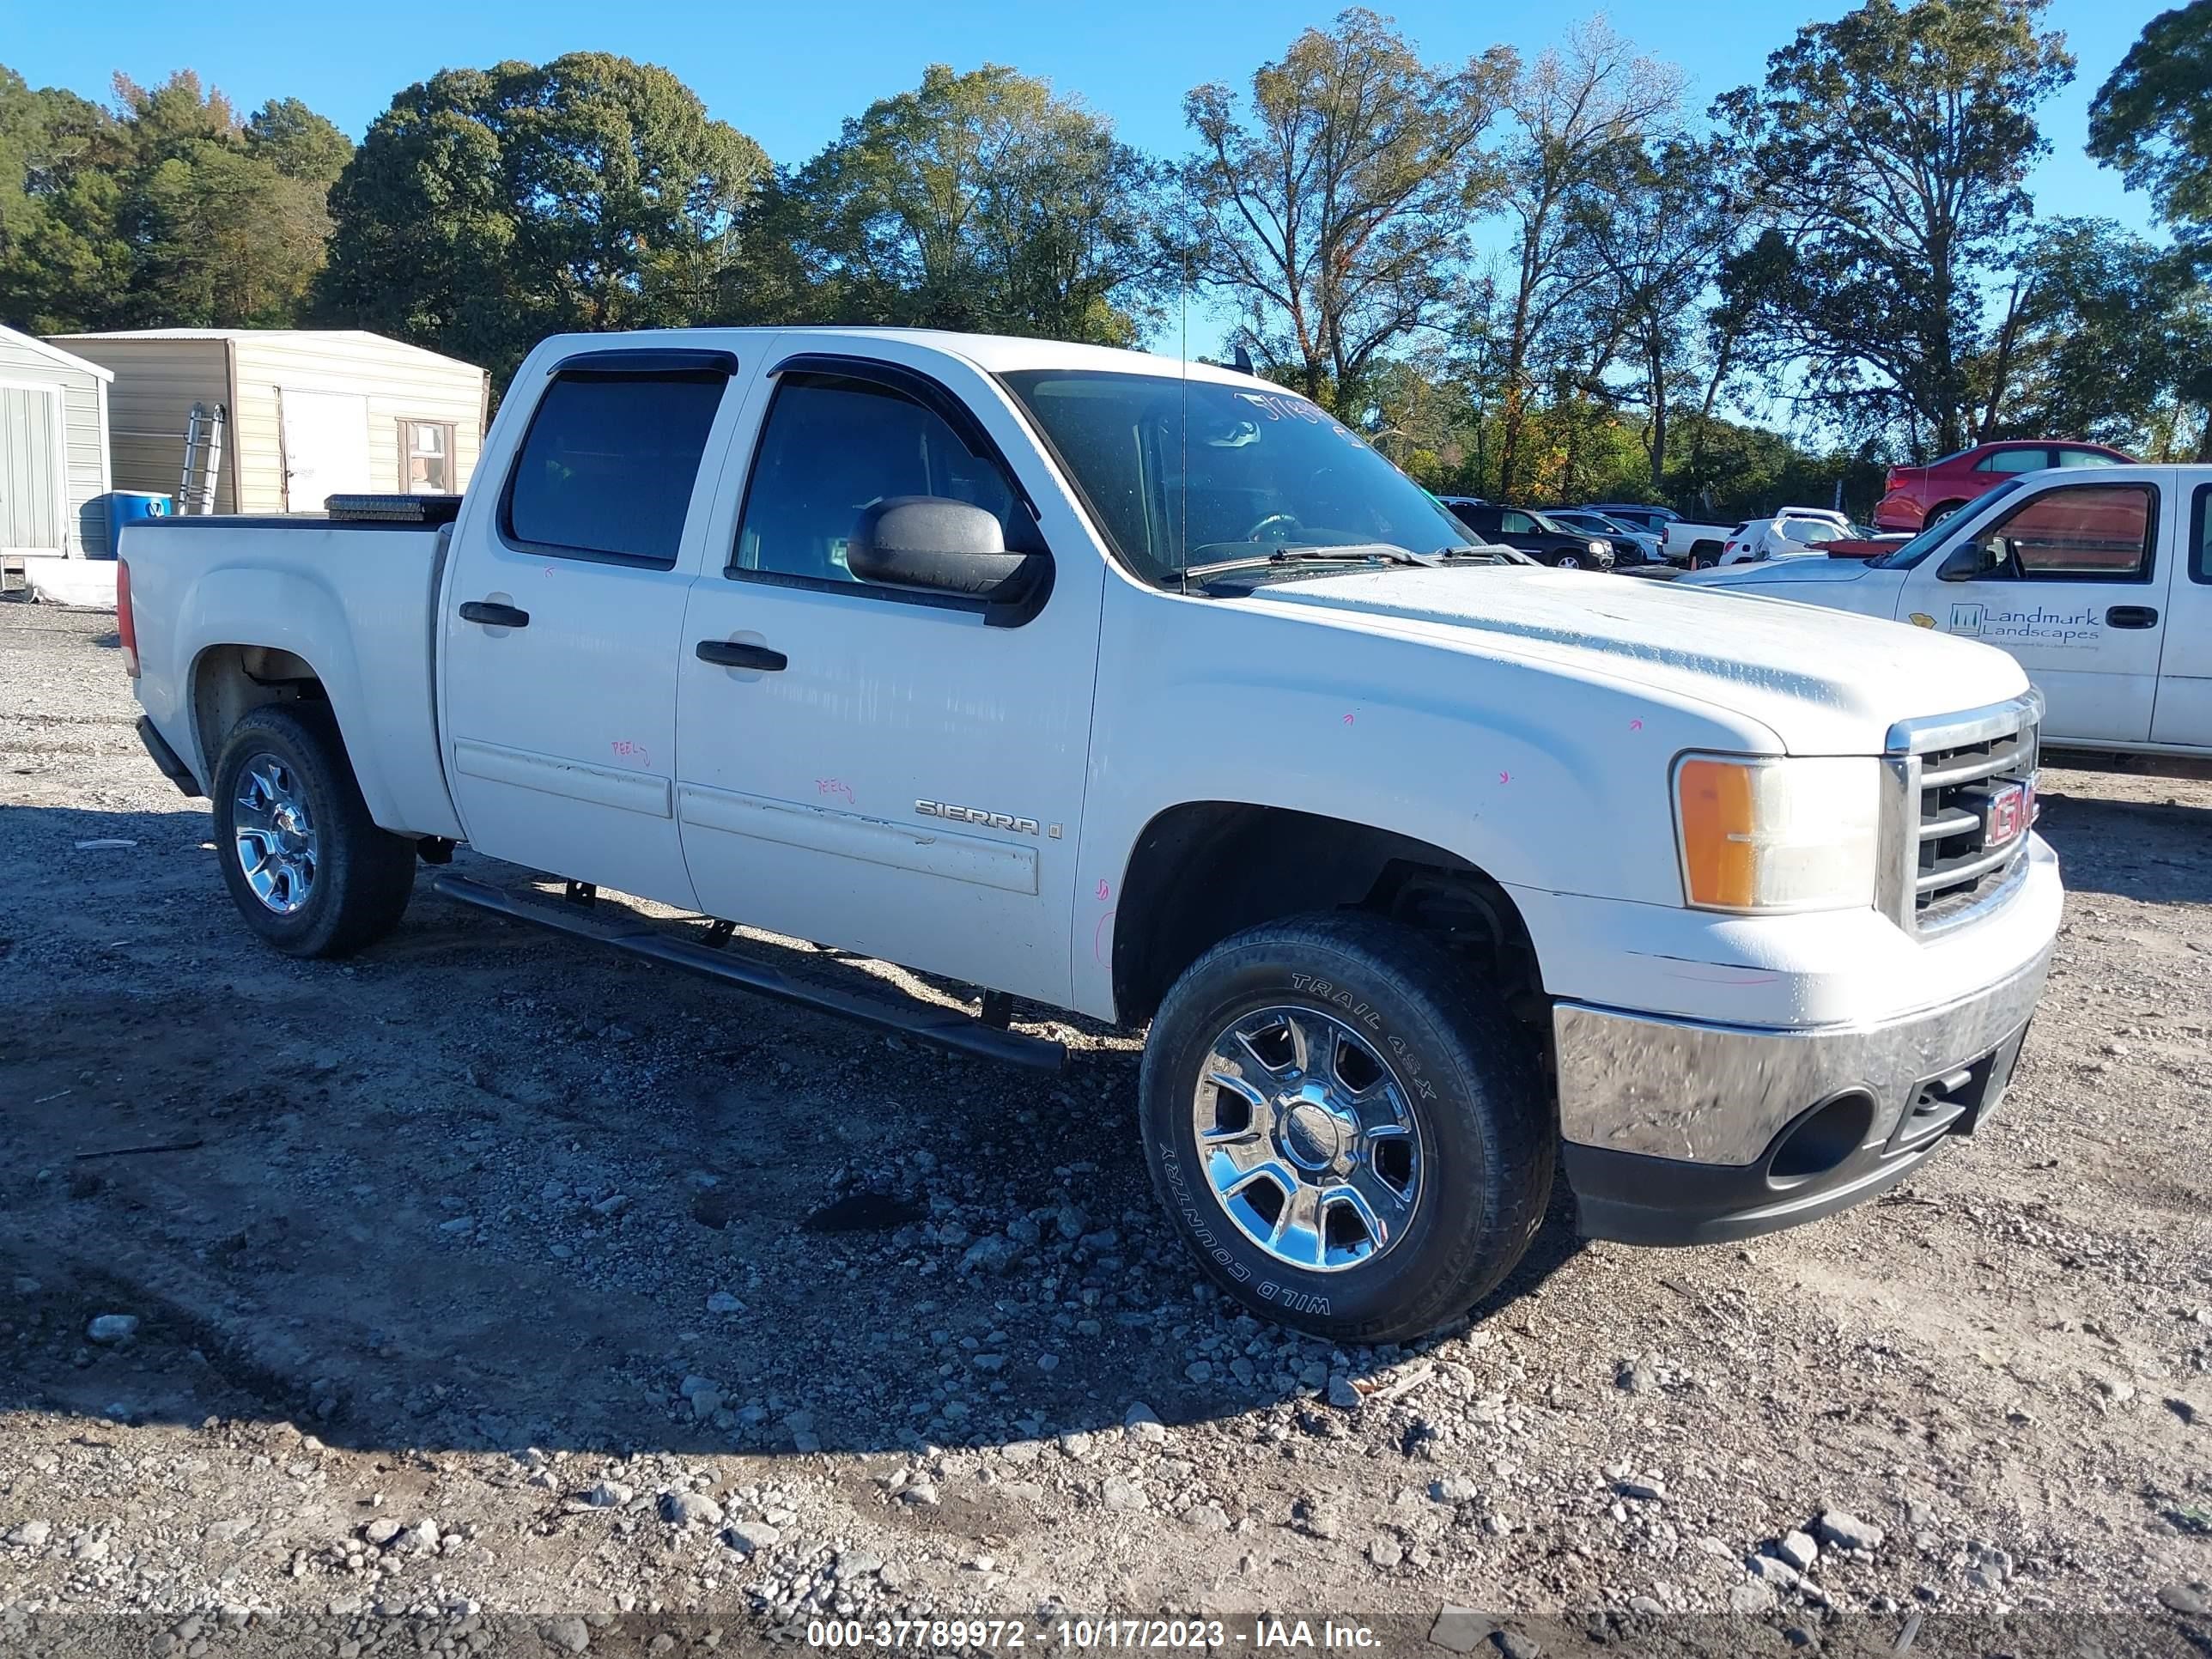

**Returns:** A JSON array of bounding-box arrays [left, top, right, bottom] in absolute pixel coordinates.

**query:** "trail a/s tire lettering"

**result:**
[[1288, 974, 1382, 1030]]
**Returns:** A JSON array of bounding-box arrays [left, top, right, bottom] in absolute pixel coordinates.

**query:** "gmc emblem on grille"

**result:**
[[916, 799, 1041, 836], [1984, 781, 2029, 848]]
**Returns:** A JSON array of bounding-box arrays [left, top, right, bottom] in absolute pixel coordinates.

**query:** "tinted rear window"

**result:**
[[504, 371, 727, 568]]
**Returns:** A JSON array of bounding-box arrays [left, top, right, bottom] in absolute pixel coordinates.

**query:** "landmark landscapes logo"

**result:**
[[1947, 600, 2103, 648]]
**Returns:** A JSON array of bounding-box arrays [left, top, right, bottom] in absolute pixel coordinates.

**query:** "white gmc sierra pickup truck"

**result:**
[[119, 327, 2063, 1343]]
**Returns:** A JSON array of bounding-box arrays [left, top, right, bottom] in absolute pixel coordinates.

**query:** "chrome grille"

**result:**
[[1879, 694, 2040, 934]]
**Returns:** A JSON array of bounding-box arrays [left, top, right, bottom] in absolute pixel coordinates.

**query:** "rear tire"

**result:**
[[1925, 501, 1965, 529], [1139, 911, 1553, 1345], [211, 703, 416, 958]]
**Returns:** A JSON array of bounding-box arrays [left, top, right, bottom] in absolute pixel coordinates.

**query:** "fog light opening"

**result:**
[[1767, 1091, 1877, 1187]]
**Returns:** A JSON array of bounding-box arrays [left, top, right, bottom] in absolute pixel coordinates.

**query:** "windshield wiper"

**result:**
[[1184, 545, 1443, 580]]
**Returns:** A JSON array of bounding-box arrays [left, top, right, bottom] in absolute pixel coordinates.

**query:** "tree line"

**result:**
[[3, 0, 2207, 517]]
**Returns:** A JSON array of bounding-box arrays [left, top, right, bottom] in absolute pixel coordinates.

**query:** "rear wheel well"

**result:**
[[1112, 802, 1543, 1028], [191, 645, 328, 777]]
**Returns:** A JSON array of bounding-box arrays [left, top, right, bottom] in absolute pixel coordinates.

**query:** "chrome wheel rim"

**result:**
[[232, 753, 318, 915], [1191, 1006, 1425, 1273], [1556, 553, 1580, 568]]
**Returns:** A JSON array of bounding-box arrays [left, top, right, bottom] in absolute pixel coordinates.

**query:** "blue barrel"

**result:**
[[102, 491, 171, 556]]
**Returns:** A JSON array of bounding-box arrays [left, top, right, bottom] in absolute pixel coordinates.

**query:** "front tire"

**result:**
[[1139, 912, 1553, 1345], [211, 703, 416, 958]]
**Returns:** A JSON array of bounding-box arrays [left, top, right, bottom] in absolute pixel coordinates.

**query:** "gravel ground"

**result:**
[[2, 596, 2209, 1658]]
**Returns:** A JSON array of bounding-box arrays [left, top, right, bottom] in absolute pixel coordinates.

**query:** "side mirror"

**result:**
[[848, 497, 1051, 626], [1937, 538, 2000, 582]]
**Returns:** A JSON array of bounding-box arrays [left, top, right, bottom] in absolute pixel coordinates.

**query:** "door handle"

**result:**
[[2105, 605, 2159, 629], [459, 600, 530, 628], [696, 639, 787, 672]]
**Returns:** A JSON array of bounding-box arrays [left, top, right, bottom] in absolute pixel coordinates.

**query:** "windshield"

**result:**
[[1000, 369, 1485, 585], [1871, 479, 2027, 568]]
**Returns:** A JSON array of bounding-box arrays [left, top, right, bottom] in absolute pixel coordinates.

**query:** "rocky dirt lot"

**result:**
[[2, 597, 2209, 1658]]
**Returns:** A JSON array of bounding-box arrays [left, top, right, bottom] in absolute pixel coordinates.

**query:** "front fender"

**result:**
[[1073, 585, 1782, 1018]]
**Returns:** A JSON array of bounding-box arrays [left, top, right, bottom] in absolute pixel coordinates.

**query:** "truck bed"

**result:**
[[120, 514, 465, 840]]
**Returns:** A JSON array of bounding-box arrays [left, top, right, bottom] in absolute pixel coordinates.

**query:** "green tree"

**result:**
[[0, 67, 130, 331], [743, 64, 1162, 343], [245, 96, 352, 185], [1570, 136, 1753, 487], [1176, 8, 1514, 409], [1714, 0, 2075, 454], [2000, 218, 2212, 456], [1492, 18, 1684, 496], [2, 68, 348, 331], [318, 52, 765, 385], [112, 73, 340, 327], [2088, 2, 2212, 252]]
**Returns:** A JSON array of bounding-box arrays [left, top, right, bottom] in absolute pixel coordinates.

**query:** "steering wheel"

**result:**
[[1246, 513, 1304, 543]]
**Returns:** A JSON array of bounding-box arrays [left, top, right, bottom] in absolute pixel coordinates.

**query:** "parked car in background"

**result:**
[[1718, 511, 1871, 565], [1874, 441, 2134, 534], [1680, 463, 2212, 756], [1441, 500, 1614, 568], [1582, 502, 1737, 566], [1545, 508, 1664, 565]]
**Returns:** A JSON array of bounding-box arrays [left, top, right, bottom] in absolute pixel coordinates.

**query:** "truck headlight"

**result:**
[[1674, 756, 1880, 912]]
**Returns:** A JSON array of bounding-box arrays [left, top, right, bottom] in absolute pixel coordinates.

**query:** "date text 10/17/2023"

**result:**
[[805, 1618, 1382, 1650]]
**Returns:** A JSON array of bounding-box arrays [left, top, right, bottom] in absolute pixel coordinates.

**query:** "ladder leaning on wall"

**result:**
[[178, 402, 228, 515]]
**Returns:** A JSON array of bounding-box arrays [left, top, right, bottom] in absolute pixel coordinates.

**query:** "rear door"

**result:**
[[440, 346, 753, 908], [1901, 475, 2173, 744], [2150, 478, 2212, 748], [0, 383, 64, 554], [278, 388, 373, 510]]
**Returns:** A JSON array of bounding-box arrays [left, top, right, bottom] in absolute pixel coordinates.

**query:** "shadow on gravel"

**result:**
[[2033, 787, 2212, 905], [2, 805, 1585, 1466]]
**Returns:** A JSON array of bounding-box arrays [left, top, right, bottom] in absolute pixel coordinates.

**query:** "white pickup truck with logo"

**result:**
[[1680, 465, 2212, 755], [117, 327, 2061, 1343]]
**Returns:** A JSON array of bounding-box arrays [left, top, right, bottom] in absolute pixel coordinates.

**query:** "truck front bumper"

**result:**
[[1553, 933, 2053, 1249]]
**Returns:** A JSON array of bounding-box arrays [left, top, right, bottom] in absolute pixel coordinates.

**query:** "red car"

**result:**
[[1872, 440, 2135, 532]]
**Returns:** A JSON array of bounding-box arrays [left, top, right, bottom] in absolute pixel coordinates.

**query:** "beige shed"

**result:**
[[46, 328, 489, 515]]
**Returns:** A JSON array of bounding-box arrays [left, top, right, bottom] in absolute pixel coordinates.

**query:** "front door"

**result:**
[[2150, 477, 2212, 748], [278, 389, 372, 510], [441, 350, 745, 908], [1901, 477, 2173, 744], [0, 384, 63, 553], [674, 350, 1101, 1006]]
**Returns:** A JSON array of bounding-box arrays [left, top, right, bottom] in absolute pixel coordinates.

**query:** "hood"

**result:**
[[1677, 557, 1880, 589], [1233, 564, 2023, 757]]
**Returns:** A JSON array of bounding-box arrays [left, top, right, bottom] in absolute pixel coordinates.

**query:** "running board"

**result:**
[[429, 873, 1066, 1072]]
